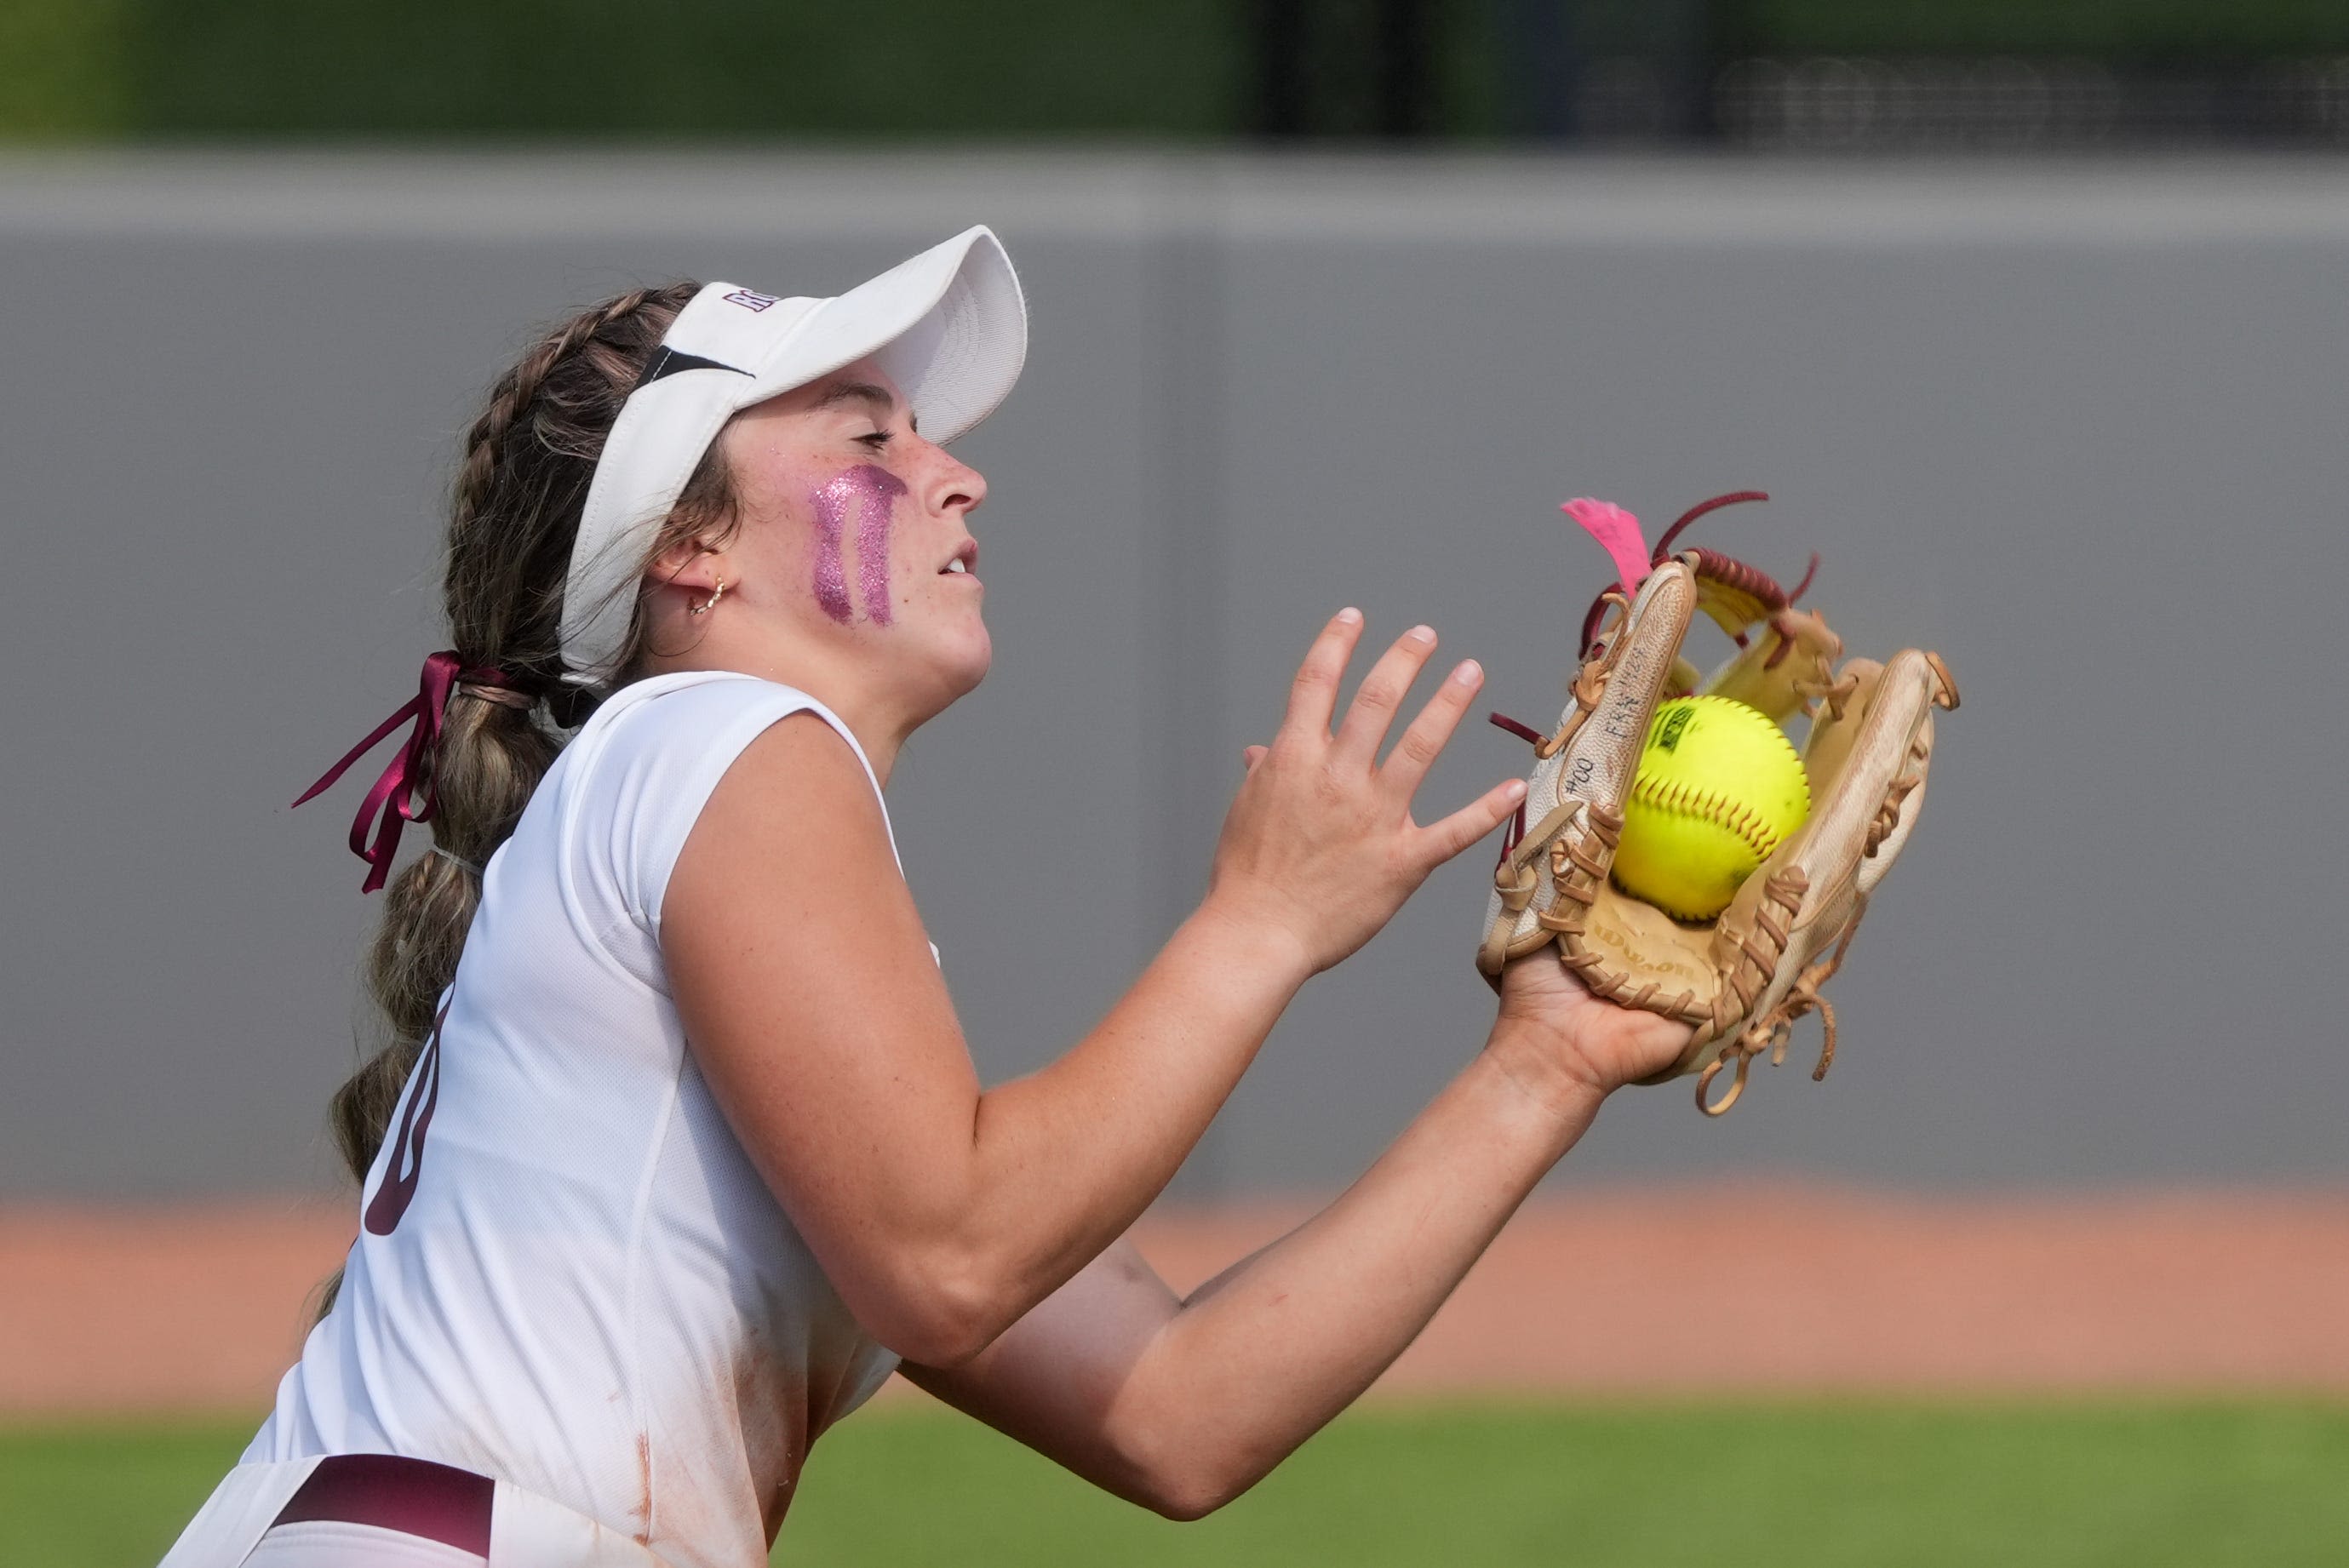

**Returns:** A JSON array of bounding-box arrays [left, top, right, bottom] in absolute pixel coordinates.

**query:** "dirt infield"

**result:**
[[3, 1187, 2344, 1415]]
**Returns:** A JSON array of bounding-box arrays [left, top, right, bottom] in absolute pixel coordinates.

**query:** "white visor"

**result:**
[[559, 225, 1027, 689]]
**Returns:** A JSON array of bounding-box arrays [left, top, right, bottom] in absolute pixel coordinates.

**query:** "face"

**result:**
[[703, 359, 990, 719]]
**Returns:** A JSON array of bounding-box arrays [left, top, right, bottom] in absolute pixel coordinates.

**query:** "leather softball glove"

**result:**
[[1477, 492, 1959, 1115]]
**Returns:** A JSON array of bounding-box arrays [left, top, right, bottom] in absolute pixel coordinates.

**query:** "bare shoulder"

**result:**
[[662, 707, 941, 1057], [664, 711, 899, 934], [690, 707, 887, 844]]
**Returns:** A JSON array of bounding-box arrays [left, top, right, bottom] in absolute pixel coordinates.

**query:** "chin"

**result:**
[[942, 629, 993, 696], [902, 616, 989, 706]]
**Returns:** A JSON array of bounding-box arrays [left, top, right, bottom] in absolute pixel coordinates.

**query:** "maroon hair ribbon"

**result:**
[[292, 651, 518, 893]]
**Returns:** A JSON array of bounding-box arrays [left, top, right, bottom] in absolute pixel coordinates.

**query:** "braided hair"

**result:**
[[316, 283, 740, 1315]]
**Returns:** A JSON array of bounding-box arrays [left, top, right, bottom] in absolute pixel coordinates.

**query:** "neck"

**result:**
[[794, 679, 912, 788], [637, 644, 920, 787]]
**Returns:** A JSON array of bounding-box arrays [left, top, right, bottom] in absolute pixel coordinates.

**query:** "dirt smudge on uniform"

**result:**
[[631, 1432, 653, 1543], [725, 1325, 805, 1543]]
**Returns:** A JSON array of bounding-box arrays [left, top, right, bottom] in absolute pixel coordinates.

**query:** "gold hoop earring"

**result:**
[[689, 578, 728, 616]]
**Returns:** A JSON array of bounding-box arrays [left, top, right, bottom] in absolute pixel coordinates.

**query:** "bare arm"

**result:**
[[662, 615, 1525, 1366], [902, 959, 1692, 1518]]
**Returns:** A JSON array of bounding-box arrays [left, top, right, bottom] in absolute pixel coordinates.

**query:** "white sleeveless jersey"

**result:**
[[248, 671, 906, 1568]]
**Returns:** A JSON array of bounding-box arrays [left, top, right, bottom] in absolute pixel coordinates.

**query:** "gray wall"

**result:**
[[3, 152, 2344, 1199]]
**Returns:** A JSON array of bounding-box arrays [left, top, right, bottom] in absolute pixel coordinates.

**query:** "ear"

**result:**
[[647, 538, 725, 596]]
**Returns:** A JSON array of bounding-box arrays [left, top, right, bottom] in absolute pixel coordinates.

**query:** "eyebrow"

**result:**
[[816, 380, 915, 432]]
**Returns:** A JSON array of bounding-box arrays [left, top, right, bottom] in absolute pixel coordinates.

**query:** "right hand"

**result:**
[[1204, 610, 1529, 976], [1491, 948, 1696, 1108]]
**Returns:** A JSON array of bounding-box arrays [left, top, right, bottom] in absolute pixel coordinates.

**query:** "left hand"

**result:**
[[1490, 949, 1695, 1103], [1204, 614, 1527, 977]]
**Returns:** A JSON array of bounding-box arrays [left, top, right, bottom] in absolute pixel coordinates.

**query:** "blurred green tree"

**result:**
[[112, 0, 1239, 137], [0, 0, 130, 137], [4, 0, 2349, 140]]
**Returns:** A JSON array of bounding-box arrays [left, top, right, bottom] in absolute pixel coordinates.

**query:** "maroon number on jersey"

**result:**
[[364, 1000, 451, 1237]]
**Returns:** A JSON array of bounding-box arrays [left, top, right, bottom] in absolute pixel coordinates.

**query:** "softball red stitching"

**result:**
[[1627, 773, 1787, 861]]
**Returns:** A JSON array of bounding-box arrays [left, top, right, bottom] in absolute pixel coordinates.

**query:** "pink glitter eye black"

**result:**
[[809, 465, 909, 627]]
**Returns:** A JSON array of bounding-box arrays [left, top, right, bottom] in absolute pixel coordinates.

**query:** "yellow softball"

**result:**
[[1612, 695, 1811, 922]]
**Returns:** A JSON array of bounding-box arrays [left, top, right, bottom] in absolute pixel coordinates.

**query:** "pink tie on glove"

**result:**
[[1561, 497, 1653, 594]]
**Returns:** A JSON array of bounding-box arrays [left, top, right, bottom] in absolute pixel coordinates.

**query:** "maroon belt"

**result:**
[[272, 1454, 495, 1557]]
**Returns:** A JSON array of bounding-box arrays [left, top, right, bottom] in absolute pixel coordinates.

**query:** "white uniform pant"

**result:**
[[244, 1520, 487, 1566], [159, 1458, 673, 1568]]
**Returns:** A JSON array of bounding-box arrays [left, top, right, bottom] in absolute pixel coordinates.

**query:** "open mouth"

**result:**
[[941, 541, 978, 576]]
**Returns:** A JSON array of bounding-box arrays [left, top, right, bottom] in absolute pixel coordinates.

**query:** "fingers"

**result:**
[[1331, 624, 1438, 766], [1278, 608, 1364, 744], [1418, 776, 1528, 867], [1381, 657, 1485, 794]]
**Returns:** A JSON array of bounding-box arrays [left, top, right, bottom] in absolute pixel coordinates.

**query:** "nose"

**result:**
[[925, 444, 985, 519]]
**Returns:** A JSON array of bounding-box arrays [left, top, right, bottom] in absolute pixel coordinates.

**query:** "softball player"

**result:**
[[161, 228, 1691, 1567]]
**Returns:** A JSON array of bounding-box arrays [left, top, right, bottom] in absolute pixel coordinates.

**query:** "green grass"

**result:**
[[2, 1417, 262, 1568], [14, 1400, 2348, 1568]]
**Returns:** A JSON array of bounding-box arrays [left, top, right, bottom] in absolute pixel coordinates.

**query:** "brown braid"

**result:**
[[315, 282, 742, 1317]]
